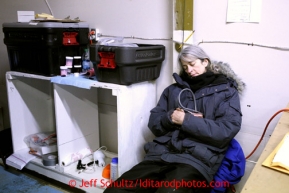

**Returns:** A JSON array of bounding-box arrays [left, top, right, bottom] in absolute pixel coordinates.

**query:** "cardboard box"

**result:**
[[17, 11, 35, 22]]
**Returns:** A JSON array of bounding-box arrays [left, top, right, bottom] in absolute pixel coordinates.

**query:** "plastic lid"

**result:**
[[73, 65, 82, 68], [66, 56, 73, 59], [60, 66, 68, 69], [111, 157, 118, 164], [74, 56, 81, 59]]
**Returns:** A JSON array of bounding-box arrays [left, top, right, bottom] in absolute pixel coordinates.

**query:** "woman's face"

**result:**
[[181, 59, 208, 77]]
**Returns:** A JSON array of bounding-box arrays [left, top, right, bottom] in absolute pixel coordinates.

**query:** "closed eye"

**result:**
[[183, 62, 195, 70], [190, 62, 195, 66]]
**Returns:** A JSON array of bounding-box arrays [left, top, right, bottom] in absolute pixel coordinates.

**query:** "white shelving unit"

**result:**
[[6, 71, 156, 192]]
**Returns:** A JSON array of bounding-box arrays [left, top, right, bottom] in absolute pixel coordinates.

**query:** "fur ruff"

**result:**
[[208, 61, 246, 94]]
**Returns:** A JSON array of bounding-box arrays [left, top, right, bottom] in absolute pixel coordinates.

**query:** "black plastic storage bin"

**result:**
[[2, 22, 89, 76], [90, 44, 165, 85]]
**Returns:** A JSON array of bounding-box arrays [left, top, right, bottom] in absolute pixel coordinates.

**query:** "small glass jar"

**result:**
[[60, 66, 68, 77], [73, 56, 82, 66], [65, 56, 73, 66], [73, 65, 82, 77]]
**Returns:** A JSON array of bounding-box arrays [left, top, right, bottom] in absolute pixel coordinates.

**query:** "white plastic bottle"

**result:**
[[110, 157, 118, 181]]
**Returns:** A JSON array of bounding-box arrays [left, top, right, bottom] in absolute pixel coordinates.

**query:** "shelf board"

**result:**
[[6, 71, 52, 81], [25, 151, 117, 192]]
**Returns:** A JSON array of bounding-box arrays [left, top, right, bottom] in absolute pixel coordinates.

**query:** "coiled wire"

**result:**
[[178, 88, 201, 114]]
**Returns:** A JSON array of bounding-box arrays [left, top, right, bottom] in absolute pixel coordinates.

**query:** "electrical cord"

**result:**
[[245, 108, 289, 159], [100, 34, 172, 41], [231, 108, 289, 193], [198, 40, 289, 51], [77, 146, 107, 174], [93, 35, 289, 52], [178, 88, 201, 114]]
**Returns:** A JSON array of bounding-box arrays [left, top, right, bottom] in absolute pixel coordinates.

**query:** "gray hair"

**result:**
[[178, 45, 212, 75]]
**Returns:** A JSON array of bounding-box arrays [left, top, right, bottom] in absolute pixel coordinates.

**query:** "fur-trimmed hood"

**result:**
[[175, 61, 246, 95], [208, 61, 246, 94]]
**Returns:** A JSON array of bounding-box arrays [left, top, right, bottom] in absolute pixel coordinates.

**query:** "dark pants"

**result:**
[[103, 160, 211, 193]]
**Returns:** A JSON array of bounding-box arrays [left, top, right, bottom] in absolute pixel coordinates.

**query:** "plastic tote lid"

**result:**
[[111, 157, 118, 164]]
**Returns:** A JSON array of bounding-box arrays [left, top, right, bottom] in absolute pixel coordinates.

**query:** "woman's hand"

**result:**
[[171, 108, 203, 125], [171, 108, 185, 125], [190, 112, 203, 118]]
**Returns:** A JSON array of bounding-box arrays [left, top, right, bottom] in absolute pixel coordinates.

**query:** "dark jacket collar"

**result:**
[[173, 72, 227, 92], [173, 73, 189, 88]]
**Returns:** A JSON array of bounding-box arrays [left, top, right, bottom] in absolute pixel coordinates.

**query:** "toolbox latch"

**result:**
[[98, 52, 116, 69], [63, 32, 79, 45]]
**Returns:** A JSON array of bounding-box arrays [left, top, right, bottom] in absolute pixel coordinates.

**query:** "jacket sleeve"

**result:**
[[148, 87, 179, 137], [181, 88, 242, 149]]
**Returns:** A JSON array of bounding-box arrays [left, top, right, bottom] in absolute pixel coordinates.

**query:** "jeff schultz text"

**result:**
[[77, 179, 230, 189]]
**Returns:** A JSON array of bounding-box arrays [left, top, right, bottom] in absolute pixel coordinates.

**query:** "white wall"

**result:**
[[193, 0, 289, 189]]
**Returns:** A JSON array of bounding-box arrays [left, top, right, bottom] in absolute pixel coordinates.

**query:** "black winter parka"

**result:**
[[144, 72, 242, 182]]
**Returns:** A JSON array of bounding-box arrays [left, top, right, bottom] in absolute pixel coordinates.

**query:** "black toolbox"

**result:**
[[2, 22, 89, 76], [90, 44, 165, 85]]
